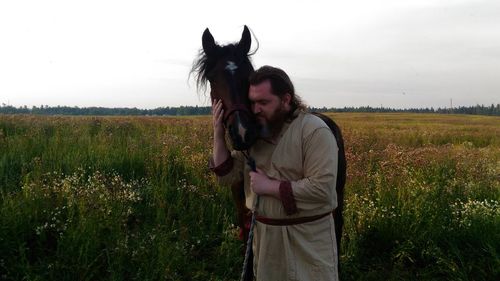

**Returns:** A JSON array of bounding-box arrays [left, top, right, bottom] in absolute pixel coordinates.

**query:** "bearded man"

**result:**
[[210, 66, 339, 281]]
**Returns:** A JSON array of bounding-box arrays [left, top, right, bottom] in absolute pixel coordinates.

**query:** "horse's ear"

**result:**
[[202, 28, 217, 56], [237, 25, 251, 55]]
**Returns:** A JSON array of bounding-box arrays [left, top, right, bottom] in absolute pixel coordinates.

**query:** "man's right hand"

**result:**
[[211, 99, 230, 167], [212, 99, 225, 140]]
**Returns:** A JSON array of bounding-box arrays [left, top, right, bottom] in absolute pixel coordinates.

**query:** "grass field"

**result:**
[[0, 113, 498, 280]]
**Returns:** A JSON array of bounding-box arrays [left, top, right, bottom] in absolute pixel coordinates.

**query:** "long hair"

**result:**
[[248, 65, 307, 112], [190, 46, 222, 95]]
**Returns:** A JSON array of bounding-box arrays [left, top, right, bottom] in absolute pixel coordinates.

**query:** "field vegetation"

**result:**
[[0, 113, 498, 280]]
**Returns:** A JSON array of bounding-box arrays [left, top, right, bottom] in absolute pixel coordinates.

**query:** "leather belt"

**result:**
[[255, 211, 332, 226]]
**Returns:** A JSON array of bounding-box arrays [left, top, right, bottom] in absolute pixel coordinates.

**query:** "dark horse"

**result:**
[[191, 26, 346, 275]]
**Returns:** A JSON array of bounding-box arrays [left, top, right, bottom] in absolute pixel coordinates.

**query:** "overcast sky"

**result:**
[[0, 0, 499, 109]]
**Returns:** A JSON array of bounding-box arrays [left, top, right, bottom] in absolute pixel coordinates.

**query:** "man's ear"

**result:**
[[283, 93, 292, 106]]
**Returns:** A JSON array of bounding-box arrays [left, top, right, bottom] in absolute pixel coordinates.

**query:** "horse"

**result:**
[[191, 26, 347, 276]]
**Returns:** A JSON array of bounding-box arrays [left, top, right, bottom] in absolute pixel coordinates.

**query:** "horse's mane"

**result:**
[[190, 42, 258, 95]]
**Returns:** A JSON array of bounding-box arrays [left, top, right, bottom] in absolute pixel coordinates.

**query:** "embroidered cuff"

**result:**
[[279, 181, 298, 215], [208, 156, 234, 177]]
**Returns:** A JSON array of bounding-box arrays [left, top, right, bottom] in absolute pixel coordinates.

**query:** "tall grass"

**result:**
[[0, 113, 498, 280]]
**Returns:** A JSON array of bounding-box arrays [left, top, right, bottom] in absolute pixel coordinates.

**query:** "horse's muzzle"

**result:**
[[227, 111, 259, 151]]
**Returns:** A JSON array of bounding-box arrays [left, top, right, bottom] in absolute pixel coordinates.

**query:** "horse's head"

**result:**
[[192, 26, 259, 151]]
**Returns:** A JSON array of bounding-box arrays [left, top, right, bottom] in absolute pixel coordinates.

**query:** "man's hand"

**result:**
[[212, 99, 225, 140], [211, 99, 230, 167], [249, 168, 280, 199]]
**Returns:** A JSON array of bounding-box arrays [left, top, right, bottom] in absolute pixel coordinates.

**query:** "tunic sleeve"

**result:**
[[208, 150, 245, 186], [290, 127, 338, 213]]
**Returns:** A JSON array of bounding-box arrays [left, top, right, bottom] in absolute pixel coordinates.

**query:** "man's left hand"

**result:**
[[249, 168, 280, 198]]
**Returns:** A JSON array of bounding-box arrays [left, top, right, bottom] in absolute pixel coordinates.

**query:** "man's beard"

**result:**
[[257, 104, 288, 139]]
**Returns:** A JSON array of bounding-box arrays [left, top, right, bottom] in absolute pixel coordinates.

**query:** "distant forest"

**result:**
[[0, 104, 499, 116]]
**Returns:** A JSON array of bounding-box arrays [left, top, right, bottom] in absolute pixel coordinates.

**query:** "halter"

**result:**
[[221, 60, 253, 128], [223, 63, 258, 276], [222, 104, 252, 126], [213, 61, 260, 280]]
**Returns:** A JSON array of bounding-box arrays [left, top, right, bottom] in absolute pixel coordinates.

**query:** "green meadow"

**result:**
[[0, 113, 498, 280]]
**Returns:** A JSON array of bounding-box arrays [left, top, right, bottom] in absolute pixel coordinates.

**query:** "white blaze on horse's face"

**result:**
[[238, 120, 247, 143], [225, 60, 238, 75], [225, 60, 246, 142]]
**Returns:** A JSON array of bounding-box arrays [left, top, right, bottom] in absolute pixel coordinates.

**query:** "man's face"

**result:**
[[249, 80, 290, 137]]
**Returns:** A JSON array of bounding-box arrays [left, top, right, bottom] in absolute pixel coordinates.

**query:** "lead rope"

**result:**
[[240, 150, 258, 281]]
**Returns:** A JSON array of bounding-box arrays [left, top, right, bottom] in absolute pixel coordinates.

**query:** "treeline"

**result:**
[[0, 105, 211, 116], [0, 104, 499, 116], [309, 104, 500, 116]]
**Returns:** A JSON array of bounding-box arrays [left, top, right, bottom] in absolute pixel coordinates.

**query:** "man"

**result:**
[[210, 66, 339, 280]]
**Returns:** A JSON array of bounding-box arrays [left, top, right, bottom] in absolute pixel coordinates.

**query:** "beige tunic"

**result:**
[[217, 110, 339, 281]]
